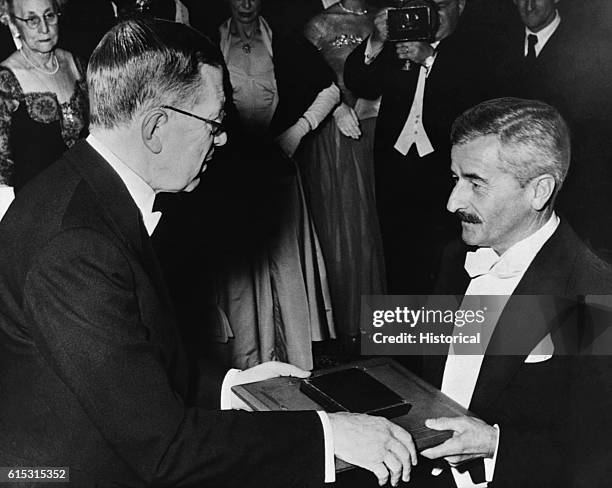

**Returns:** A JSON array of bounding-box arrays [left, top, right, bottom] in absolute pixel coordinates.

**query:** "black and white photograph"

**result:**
[[0, 0, 611, 486]]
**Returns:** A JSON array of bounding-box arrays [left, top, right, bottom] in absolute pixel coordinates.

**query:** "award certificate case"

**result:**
[[232, 357, 477, 472]]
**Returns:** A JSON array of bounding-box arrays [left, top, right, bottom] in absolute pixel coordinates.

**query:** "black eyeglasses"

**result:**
[[161, 105, 226, 138], [13, 11, 61, 30]]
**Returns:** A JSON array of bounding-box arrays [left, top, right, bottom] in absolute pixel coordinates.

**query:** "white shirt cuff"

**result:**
[[364, 36, 384, 65], [484, 424, 500, 482], [220, 368, 241, 410], [316, 411, 336, 483], [223, 375, 335, 482], [0, 186, 15, 221]]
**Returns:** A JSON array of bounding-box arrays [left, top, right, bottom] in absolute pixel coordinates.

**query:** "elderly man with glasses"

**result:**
[[0, 18, 418, 488]]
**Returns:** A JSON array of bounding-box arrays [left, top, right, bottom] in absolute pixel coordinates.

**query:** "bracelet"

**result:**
[[300, 115, 313, 131]]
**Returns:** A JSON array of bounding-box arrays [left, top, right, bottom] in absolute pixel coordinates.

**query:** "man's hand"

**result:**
[[370, 8, 389, 47], [329, 412, 417, 486], [333, 103, 362, 139], [420, 416, 498, 466], [394, 41, 435, 65], [230, 362, 310, 410]]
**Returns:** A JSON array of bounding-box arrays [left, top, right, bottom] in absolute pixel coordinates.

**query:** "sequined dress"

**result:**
[[301, 7, 385, 347], [0, 58, 88, 191]]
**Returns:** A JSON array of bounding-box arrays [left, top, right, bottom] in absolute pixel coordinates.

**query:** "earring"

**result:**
[[8, 21, 20, 38]]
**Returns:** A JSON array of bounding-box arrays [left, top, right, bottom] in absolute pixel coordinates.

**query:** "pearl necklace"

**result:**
[[338, 1, 368, 15], [20, 48, 59, 75]]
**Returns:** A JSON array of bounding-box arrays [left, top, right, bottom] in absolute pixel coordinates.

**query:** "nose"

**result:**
[[446, 180, 466, 214], [242, 0, 252, 9], [526, 0, 535, 11], [38, 17, 50, 34], [214, 131, 228, 147]]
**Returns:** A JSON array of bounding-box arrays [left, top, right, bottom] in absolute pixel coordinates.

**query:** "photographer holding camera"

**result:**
[[344, 0, 495, 295]]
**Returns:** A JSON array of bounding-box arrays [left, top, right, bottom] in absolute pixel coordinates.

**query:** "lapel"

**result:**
[[63, 141, 174, 312], [532, 19, 564, 67], [469, 220, 579, 412], [424, 241, 471, 386]]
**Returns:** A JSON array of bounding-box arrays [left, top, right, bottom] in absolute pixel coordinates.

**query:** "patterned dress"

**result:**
[[0, 56, 88, 191]]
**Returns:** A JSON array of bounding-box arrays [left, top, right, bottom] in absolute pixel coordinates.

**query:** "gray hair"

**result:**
[[87, 18, 224, 129], [0, 0, 67, 18], [451, 97, 571, 199]]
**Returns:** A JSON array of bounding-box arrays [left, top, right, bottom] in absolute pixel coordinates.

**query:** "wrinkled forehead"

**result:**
[[11, 0, 57, 15], [451, 135, 504, 170]]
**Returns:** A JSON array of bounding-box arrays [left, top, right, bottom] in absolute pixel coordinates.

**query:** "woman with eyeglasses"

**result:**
[[0, 0, 88, 218]]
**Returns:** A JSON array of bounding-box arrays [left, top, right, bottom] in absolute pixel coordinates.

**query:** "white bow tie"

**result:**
[[464, 247, 499, 278], [464, 247, 523, 279]]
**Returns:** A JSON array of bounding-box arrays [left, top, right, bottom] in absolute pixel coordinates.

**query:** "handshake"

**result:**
[[231, 361, 498, 486]]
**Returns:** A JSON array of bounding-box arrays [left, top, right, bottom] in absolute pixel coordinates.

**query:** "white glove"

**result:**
[[276, 117, 311, 157], [302, 83, 341, 131], [223, 361, 311, 410], [333, 103, 362, 139]]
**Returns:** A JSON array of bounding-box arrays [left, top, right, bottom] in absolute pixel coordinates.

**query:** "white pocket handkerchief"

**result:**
[[524, 333, 554, 363]]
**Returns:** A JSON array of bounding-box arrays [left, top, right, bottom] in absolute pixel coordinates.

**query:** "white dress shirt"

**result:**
[[441, 213, 560, 487], [87, 134, 336, 482], [523, 10, 561, 57], [364, 38, 438, 157], [0, 186, 15, 221], [86, 134, 161, 236]]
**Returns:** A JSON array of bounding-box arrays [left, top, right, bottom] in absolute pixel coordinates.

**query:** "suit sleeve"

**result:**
[[23, 228, 325, 488], [486, 356, 570, 487], [343, 38, 390, 100]]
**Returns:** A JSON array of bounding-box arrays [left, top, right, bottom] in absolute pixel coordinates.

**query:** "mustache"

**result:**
[[455, 210, 482, 224]]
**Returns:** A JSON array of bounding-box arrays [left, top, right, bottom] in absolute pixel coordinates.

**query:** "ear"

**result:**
[[529, 174, 556, 211], [458, 0, 467, 15], [141, 109, 167, 155]]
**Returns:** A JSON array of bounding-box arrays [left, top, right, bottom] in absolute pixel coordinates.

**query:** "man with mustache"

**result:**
[[417, 97, 612, 487]]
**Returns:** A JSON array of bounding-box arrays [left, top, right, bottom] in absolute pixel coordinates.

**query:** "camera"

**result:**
[[386, 0, 440, 42]]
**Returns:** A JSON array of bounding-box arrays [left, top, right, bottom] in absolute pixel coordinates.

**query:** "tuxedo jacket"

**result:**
[[425, 220, 612, 487], [343, 32, 496, 219], [495, 18, 612, 253], [496, 17, 612, 124], [0, 141, 325, 488]]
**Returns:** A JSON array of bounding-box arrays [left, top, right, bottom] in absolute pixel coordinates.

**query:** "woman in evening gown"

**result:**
[[302, 0, 385, 354], [208, 0, 340, 370], [0, 0, 88, 218]]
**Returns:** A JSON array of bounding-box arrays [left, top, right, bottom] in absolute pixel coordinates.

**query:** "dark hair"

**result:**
[[88, 18, 224, 129], [451, 97, 570, 198]]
